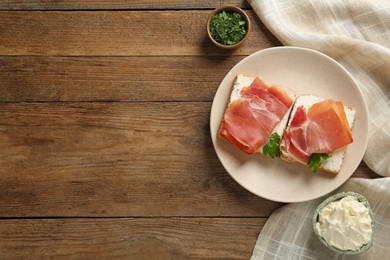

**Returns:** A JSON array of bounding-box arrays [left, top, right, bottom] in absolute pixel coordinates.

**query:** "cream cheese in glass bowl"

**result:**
[[313, 191, 375, 254]]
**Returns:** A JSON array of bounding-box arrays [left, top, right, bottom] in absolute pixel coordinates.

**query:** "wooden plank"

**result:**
[[0, 56, 244, 102], [0, 102, 377, 217], [0, 218, 264, 259], [0, 102, 283, 217], [0, 10, 279, 56], [353, 161, 379, 179], [0, 0, 250, 10]]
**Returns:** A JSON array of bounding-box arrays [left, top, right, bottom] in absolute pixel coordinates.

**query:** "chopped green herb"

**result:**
[[308, 153, 330, 173], [210, 10, 247, 45], [262, 133, 281, 159]]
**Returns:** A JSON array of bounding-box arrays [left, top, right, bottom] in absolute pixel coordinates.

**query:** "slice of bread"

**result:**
[[220, 74, 295, 155], [280, 95, 356, 174]]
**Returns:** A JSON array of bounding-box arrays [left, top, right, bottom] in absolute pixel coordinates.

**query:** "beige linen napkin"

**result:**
[[251, 178, 390, 259], [248, 0, 390, 176], [247, 0, 390, 258]]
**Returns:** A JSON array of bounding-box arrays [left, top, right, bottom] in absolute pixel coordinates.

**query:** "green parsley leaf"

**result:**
[[262, 133, 281, 159], [210, 10, 247, 45], [308, 153, 330, 173]]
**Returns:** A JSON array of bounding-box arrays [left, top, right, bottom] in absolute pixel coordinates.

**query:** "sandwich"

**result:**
[[280, 95, 356, 173], [218, 74, 355, 174], [218, 74, 295, 157]]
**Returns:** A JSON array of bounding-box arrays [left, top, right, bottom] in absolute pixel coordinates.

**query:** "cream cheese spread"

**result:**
[[316, 195, 372, 251]]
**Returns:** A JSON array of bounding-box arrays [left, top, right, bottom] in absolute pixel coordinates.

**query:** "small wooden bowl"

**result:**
[[206, 5, 251, 49]]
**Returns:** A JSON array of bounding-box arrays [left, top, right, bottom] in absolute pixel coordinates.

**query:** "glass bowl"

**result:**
[[312, 191, 375, 255]]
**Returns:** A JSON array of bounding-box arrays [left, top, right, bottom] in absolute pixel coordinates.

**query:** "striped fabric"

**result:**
[[251, 178, 390, 259], [248, 0, 390, 259], [249, 0, 390, 176]]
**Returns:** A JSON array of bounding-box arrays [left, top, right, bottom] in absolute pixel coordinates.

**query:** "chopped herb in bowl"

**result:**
[[207, 5, 251, 49], [210, 10, 247, 45]]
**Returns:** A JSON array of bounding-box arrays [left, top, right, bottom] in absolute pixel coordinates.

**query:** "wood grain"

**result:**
[[0, 218, 265, 259], [0, 5, 380, 258], [0, 102, 283, 217], [0, 56, 244, 102], [0, 102, 378, 217], [0, 10, 279, 56], [0, 0, 250, 10]]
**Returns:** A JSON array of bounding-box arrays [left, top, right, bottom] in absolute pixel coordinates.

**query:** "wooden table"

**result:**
[[0, 1, 377, 258]]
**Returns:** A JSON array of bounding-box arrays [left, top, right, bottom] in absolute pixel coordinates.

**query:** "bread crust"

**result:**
[[280, 155, 339, 174], [217, 74, 250, 139]]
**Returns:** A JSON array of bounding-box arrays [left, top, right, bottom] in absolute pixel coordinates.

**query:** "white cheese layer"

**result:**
[[230, 74, 254, 103], [282, 95, 356, 173], [316, 195, 372, 251]]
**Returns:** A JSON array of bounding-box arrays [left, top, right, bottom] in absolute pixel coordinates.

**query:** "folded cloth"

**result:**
[[248, 0, 390, 177], [251, 178, 390, 259], [247, 0, 390, 258]]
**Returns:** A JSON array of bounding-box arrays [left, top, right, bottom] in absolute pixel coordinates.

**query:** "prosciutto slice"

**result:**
[[219, 77, 294, 154], [281, 99, 353, 163]]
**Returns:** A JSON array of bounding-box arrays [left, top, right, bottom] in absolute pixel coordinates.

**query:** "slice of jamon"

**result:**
[[219, 77, 294, 154], [219, 99, 270, 154], [306, 99, 353, 153], [281, 99, 353, 163], [241, 77, 294, 114]]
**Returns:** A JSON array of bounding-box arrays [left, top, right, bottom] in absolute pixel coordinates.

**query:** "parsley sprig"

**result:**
[[308, 153, 330, 173], [262, 133, 281, 159], [210, 10, 247, 45]]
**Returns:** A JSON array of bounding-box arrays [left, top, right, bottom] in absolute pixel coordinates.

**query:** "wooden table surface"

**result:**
[[0, 1, 377, 259]]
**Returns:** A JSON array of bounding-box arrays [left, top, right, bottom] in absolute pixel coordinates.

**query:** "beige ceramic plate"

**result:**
[[210, 47, 369, 202]]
